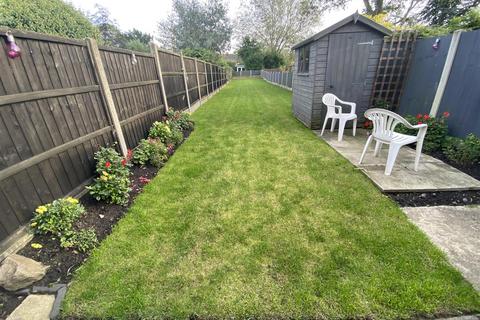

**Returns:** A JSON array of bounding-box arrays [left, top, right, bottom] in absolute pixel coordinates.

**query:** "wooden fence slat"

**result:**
[[180, 52, 191, 111]]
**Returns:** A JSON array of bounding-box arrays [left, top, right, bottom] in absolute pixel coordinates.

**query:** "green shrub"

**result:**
[[396, 112, 449, 152], [30, 197, 97, 252], [132, 139, 154, 165], [149, 139, 169, 168], [168, 127, 184, 146], [149, 121, 172, 142], [166, 110, 194, 131], [87, 147, 131, 205], [31, 197, 84, 239], [443, 134, 480, 166], [66, 228, 98, 253], [0, 0, 100, 40]]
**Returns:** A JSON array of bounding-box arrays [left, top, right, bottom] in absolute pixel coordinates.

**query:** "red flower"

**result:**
[[121, 158, 127, 167], [417, 121, 423, 125], [105, 161, 111, 168], [423, 114, 430, 120], [443, 111, 450, 118], [416, 114, 422, 119], [127, 149, 133, 160]]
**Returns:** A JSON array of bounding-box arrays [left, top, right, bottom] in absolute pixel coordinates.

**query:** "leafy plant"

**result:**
[[168, 127, 184, 146], [149, 121, 172, 142], [149, 139, 169, 168], [30, 197, 96, 252], [443, 133, 480, 166], [66, 228, 98, 253], [87, 147, 131, 205], [132, 139, 154, 166], [31, 197, 84, 239], [396, 112, 449, 152], [166, 110, 194, 131]]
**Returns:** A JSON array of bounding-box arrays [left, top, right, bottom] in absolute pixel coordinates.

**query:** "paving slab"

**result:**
[[402, 205, 480, 291], [315, 129, 480, 192], [7, 294, 55, 320]]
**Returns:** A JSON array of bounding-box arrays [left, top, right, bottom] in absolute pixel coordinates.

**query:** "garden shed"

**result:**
[[291, 13, 391, 129]]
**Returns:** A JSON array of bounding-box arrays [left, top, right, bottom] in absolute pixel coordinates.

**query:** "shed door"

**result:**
[[326, 32, 377, 110]]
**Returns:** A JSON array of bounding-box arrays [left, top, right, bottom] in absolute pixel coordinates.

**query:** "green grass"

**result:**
[[63, 79, 479, 319]]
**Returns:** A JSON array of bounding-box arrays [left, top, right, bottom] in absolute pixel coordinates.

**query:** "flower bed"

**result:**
[[0, 111, 194, 318]]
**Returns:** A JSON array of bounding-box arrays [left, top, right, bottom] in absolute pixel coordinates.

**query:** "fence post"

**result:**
[[204, 63, 210, 96], [86, 38, 128, 157], [150, 43, 169, 113], [430, 30, 462, 116], [194, 58, 202, 104], [180, 52, 191, 112]]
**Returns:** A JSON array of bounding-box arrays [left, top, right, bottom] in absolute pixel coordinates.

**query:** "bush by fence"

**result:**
[[261, 70, 292, 90], [0, 28, 227, 242]]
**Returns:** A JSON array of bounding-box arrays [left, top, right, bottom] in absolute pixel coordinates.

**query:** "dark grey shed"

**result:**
[[291, 13, 391, 129]]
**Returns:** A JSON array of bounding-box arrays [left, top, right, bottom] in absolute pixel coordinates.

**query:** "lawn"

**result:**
[[63, 79, 479, 318]]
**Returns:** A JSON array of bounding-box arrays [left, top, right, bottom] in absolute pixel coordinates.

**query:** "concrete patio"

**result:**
[[315, 129, 480, 192]]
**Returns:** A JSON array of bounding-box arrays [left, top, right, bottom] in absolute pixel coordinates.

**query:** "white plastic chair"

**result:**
[[359, 108, 428, 176], [320, 93, 357, 141]]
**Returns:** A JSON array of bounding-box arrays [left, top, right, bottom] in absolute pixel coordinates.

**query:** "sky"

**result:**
[[69, 0, 365, 50]]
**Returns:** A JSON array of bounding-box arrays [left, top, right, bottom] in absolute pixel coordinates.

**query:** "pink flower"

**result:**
[[417, 121, 423, 125], [105, 161, 111, 168], [423, 114, 430, 120], [416, 114, 422, 119], [443, 111, 450, 118], [121, 159, 127, 167], [139, 176, 151, 184]]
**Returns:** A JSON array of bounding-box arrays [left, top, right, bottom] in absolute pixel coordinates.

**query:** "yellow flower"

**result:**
[[35, 206, 48, 214], [30, 222, 37, 227], [66, 197, 78, 204], [100, 175, 108, 181], [31, 243, 43, 249], [102, 171, 109, 176]]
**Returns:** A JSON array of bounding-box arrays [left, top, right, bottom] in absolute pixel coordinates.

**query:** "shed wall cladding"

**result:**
[[292, 18, 389, 129], [292, 43, 316, 127]]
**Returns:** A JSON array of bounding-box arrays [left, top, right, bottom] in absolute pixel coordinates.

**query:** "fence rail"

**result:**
[[261, 70, 293, 90], [0, 28, 227, 242]]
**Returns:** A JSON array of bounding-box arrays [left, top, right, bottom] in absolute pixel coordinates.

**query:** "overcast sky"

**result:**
[[69, 0, 365, 50]]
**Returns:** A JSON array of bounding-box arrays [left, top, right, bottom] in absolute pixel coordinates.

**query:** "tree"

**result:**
[[158, 0, 232, 52], [236, 0, 347, 53], [89, 6, 152, 52], [263, 50, 284, 69], [420, 0, 480, 25], [0, 0, 99, 39], [362, 0, 426, 25], [88, 4, 123, 46], [237, 37, 264, 69]]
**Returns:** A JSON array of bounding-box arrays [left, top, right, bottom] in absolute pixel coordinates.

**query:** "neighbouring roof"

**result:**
[[292, 12, 392, 50]]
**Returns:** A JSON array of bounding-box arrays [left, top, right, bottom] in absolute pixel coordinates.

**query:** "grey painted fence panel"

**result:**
[[398, 30, 479, 137], [261, 70, 293, 90]]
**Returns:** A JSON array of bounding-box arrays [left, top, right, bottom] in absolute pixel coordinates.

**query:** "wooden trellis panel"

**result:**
[[370, 30, 418, 111]]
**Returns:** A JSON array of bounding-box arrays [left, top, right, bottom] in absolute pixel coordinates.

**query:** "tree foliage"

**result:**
[[362, 0, 426, 25], [237, 0, 347, 53], [237, 37, 264, 69], [263, 50, 284, 69], [88, 5, 152, 52], [0, 0, 100, 39], [420, 0, 480, 25], [158, 0, 232, 52]]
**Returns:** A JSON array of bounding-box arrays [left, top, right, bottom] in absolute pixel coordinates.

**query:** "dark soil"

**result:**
[[389, 190, 480, 207], [388, 146, 480, 207]]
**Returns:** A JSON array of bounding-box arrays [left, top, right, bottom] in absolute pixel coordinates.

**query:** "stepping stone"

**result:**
[[7, 294, 55, 320]]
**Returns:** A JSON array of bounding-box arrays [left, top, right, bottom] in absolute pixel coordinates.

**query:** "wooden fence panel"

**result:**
[[0, 29, 227, 243], [0, 33, 114, 237], [157, 49, 187, 111], [99, 48, 164, 149]]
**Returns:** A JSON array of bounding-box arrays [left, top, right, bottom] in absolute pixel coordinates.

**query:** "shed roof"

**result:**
[[292, 12, 392, 50]]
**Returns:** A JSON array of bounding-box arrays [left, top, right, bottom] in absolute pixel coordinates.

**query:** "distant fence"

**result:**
[[232, 70, 261, 77], [261, 70, 293, 90], [398, 29, 480, 137], [0, 28, 227, 242]]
